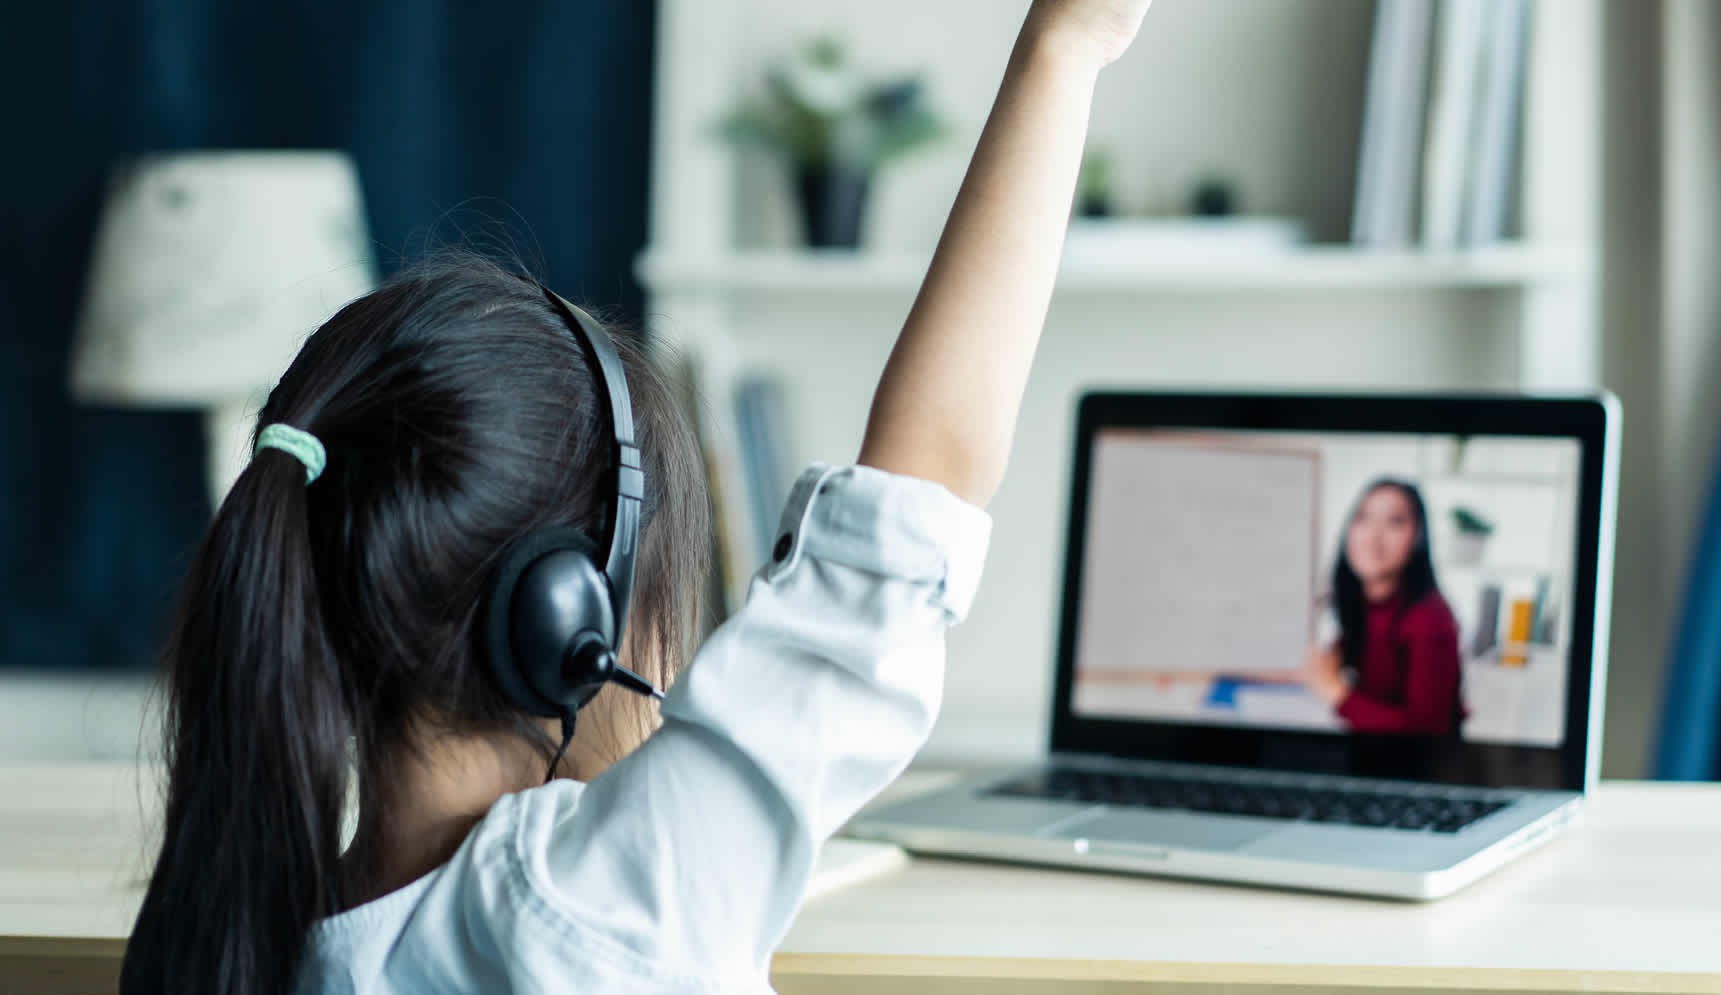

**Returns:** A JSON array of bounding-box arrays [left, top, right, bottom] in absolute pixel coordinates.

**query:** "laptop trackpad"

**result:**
[[1053, 808, 1277, 853]]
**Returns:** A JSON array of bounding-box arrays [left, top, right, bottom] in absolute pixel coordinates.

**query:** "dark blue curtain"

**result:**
[[1657, 449, 1721, 780], [0, 0, 657, 672]]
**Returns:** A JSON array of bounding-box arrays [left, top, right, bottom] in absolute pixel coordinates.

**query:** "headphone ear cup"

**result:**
[[483, 528, 612, 717]]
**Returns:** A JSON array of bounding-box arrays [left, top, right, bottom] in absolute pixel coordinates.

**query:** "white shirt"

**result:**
[[296, 463, 992, 994]]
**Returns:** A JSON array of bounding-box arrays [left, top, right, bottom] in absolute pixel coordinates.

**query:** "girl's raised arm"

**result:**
[[858, 0, 1153, 507]]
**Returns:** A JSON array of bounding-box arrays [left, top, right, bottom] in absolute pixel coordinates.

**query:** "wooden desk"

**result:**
[[3, 767, 1719, 995]]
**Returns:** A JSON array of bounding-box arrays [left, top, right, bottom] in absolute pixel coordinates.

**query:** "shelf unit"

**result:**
[[642, 0, 1603, 761], [639, 242, 1594, 297]]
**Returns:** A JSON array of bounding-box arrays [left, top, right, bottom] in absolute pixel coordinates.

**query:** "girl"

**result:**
[[121, 2, 1155, 993], [1302, 479, 1466, 736]]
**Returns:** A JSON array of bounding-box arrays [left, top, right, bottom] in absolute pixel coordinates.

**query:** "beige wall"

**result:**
[[1599, 0, 1721, 778], [1662, 0, 1721, 563], [1600, 0, 1667, 779]]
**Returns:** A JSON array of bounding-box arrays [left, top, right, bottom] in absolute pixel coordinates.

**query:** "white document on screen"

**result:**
[[1075, 433, 1319, 680]]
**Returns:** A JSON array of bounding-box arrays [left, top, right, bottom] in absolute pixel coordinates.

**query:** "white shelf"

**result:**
[[1442, 561, 1563, 575], [638, 243, 1593, 297], [1421, 472, 1572, 487]]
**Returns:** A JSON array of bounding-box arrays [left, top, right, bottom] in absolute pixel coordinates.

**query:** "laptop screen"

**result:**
[[1071, 428, 1580, 749], [1051, 394, 1614, 793]]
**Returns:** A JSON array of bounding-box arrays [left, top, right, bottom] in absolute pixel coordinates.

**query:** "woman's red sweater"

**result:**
[[1335, 591, 1463, 735]]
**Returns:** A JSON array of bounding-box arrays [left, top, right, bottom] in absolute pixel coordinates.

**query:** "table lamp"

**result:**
[[71, 150, 377, 505]]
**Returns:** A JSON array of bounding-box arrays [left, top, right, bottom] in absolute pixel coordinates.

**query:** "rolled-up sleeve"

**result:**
[[515, 463, 991, 984]]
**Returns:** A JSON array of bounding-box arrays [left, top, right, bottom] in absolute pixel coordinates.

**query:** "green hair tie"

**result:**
[[255, 423, 327, 484]]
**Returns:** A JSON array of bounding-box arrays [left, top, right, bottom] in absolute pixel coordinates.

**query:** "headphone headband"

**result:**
[[480, 280, 660, 774], [536, 286, 642, 651]]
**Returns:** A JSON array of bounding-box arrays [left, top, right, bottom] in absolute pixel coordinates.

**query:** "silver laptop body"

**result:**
[[850, 392, 1619, 900]]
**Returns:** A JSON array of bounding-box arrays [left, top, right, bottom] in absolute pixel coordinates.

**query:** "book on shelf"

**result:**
[[1462, 0, 1531, 246], [1352, 0, 1534, 249], [1470, 583, 1502, 657], [669, 359, 799, 625], [734, 377, 794, 568], [667, 352, 753, 629], [1351, 0, 1436, 248], [1501, 594, 1535, 667], [1528, 573, 1551, 646], [1421, 0, 1489, 250]]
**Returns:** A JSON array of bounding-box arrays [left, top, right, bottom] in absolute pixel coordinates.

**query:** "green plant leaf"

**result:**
[[1451, 506, 1495, 535], [719, 38, 946, 170]]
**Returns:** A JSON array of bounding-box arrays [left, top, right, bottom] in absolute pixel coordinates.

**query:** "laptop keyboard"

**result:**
[[988, 767, 1512, 833]]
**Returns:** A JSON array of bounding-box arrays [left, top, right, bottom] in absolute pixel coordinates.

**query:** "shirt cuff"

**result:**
[[762, 463, 993, 622]]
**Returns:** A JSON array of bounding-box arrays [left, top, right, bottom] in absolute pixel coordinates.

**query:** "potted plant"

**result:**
[[722, 37, 944, 248], [1450, 506, 1495, 565], [1076, 146, 1117, 218]]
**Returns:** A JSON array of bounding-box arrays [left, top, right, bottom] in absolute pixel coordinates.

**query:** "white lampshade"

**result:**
[[71, 150, 377, 405]]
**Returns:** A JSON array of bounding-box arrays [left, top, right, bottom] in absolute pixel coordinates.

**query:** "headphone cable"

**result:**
[[545, 708, 576, 783]]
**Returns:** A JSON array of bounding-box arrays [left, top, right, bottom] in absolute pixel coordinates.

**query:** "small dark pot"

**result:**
[[796, 166, 871, 248], [1078, 195, 1114, 219]]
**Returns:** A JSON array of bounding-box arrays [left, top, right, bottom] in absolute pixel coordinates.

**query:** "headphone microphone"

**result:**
[[595, 655, 666, 701], [480, 282, 664, 777]]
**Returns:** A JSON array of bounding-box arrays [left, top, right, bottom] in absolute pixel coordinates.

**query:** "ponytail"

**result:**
[[122, 447, 352, 995]]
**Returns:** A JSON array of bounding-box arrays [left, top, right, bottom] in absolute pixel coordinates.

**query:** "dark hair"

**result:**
[[1331, 478, 1439, 678], [120, 256, 711, 995]]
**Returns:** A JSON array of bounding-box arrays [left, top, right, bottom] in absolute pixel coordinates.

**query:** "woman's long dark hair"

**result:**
[[119, 256, 710, 995], [1331, 478, 1439, 678]]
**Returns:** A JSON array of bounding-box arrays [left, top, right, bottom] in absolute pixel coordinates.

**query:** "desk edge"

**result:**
[[769, 954, 1721, 994]]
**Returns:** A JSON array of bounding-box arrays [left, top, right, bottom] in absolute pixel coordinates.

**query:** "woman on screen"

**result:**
[[1302, 479, 1465, 736]]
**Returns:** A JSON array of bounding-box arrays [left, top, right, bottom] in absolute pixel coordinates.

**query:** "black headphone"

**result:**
[[481, 283, 664, 746]]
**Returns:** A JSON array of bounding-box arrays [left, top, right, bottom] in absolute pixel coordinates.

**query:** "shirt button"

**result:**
[[773, 533, 793, 562]]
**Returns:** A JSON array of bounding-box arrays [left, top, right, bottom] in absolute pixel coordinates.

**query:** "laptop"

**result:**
[[849, 392, 1619, 900]]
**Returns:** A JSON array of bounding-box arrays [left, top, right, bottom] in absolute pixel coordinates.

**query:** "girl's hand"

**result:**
[[1024, 0, 1154, 68], [1301, 644, 1349, 707]]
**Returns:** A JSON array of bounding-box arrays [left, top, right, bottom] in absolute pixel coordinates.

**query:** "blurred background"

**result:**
[[1, 0, 1716, 783]]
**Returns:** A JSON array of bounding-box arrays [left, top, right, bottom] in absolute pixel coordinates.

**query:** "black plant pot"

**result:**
[[796, 166, 871, 249]]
